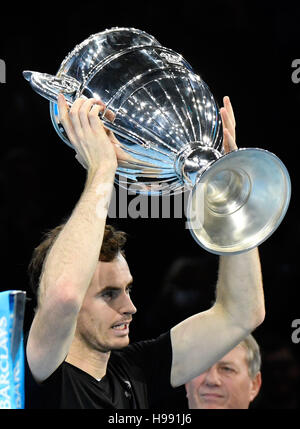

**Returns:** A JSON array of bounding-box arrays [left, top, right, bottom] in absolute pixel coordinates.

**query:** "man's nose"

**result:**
[[204, 366, 222, 386], [120, 292, 137, 315]]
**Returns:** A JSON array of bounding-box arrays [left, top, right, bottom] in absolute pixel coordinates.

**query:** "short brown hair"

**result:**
[[28, 222, 127, 298]]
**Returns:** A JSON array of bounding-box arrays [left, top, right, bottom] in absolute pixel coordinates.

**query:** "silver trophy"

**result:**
[[23, 27, 291, 255]]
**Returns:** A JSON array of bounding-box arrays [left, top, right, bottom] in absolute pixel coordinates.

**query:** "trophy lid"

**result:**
[[57, 27, 162, 92]]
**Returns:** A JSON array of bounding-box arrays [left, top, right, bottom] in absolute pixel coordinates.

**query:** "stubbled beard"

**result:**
[[78, 330, 130, 353]]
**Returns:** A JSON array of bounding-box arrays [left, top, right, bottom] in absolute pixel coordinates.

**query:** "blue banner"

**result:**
[[0, 290, 26, 409]]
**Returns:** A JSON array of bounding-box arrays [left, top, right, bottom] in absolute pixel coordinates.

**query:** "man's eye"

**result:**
[[102, 291, 115, 299], [221, 366, 234, 373], [126, 285, 133, 294]]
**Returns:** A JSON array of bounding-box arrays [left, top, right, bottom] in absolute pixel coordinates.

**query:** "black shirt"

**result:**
[[25, 332, 174, 409]]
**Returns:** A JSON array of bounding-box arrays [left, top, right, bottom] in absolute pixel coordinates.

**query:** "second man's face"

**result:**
[[185, 345, 261, 409]]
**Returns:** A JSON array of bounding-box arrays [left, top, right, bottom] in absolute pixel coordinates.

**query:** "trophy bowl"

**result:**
[[23, 27, 291, 255]]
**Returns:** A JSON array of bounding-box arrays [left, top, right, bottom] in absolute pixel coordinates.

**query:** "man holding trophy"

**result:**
[[23, 28, 290, 409], [25, 92, 264, 408]]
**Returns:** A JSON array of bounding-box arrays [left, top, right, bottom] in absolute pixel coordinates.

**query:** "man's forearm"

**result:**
[[215, 248, 265, 330], [39, 165, 116, 305], [170, 248, 265, 386]]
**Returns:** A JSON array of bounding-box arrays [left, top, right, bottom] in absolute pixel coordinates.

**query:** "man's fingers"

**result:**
[[88, 103, 109, 136], [58, 95, 116, 158], [78, 98, 105, 130], [57, 93, 69, 122], [68, 97, 92, 138], [223, 128, 237, 153], [103, 108, 116, 122], [220, 107, 233, 132], [220, 96, 238, 153], [223, 96, 236, 128], [223, 128, 230, 154], [220, 107, 235, 142], [57, 93, 78, 146]]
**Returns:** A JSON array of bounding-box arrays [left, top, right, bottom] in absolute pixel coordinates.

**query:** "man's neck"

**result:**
[[65, 337, 111, 381]]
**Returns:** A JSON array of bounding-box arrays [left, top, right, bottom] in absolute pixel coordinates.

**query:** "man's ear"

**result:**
[[249, 371, 262, 402]]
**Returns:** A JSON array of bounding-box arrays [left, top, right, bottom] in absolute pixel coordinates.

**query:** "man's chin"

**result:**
[[197, 397, 227, 409], [201, 404, 227, 409], [109, 335, 130, 350], [96, 334, 130, 352]]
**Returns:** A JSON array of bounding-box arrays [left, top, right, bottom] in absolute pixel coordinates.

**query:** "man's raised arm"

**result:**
[[27, 95, 118, 382], [170, 97, 265, 387]]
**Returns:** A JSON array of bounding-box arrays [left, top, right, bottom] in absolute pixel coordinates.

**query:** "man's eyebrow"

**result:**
[[101, 286, 120, 291], [218, 360, 236, 366], [101, 281, 133, 292]]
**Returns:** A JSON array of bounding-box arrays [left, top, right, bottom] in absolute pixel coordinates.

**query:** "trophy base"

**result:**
[[187, 148, 291, 255]]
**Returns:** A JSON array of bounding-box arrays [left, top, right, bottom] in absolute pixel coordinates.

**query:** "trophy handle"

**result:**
[[23, 71, 81, 105]]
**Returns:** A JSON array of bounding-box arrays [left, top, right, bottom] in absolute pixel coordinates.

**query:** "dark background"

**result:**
[[1, 0, 300, 409]]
